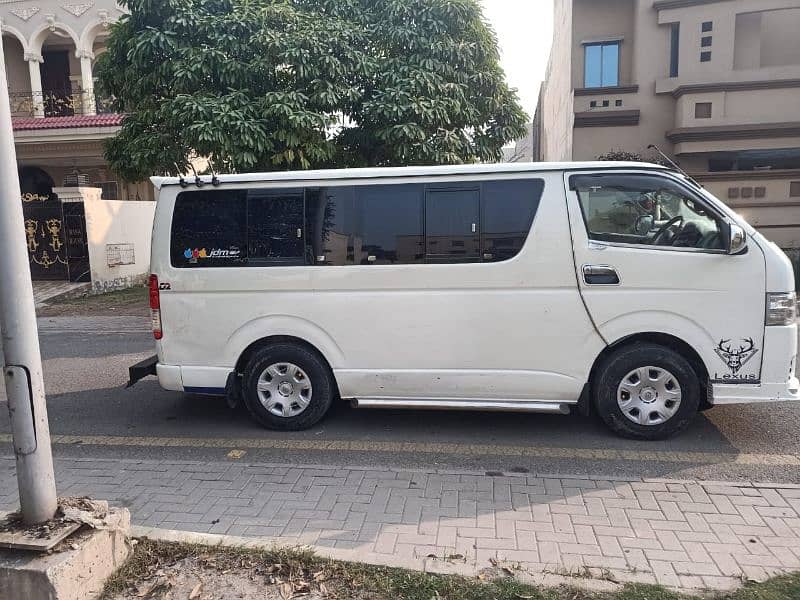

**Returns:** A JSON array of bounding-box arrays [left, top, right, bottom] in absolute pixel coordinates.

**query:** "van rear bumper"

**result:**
[[710, 377, 800, 405], [156, 363, 228, 395], [156, 363, 184, 392]]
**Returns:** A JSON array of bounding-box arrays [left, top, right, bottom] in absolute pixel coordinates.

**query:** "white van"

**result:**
[[129, 162, 800, 440]]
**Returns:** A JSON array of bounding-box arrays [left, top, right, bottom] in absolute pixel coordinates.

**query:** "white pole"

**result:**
[[0, 29, 58, 523]]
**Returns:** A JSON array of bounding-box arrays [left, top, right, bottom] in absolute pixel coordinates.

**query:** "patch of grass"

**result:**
[[730, 573, 800, 600], [102, 539, 800, 600]]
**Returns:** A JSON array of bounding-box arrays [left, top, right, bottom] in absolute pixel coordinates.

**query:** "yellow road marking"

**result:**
[[0, 433, 798, 466]]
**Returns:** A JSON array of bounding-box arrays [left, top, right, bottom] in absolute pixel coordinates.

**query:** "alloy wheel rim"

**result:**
[[617, 366, 682, 426], [256, 362, 312, 418]]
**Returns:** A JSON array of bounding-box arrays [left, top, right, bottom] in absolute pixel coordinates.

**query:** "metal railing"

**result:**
[[8, 87, 116, 118]]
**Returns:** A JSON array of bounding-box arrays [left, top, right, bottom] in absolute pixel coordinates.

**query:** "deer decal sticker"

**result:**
[[715, 338, 758, 375]]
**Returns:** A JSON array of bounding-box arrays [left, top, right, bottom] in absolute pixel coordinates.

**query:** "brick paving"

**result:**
[[1, 455, 799, 591]]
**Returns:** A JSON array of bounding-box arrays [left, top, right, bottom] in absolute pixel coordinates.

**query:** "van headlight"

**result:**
[[766, 292, 797, 326]]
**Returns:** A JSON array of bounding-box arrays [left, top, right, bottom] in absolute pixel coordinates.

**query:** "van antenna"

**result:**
[[175, 164, 189, 188], [647, 144, 702, 187], [187, 162, 204, 188], [208, 159, 220, 187]]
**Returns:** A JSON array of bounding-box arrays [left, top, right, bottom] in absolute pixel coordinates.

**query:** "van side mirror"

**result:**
[[727, 223, 747, 255]]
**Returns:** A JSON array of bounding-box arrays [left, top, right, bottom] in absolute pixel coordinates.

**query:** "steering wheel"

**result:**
[[652, 215, 684, 245]]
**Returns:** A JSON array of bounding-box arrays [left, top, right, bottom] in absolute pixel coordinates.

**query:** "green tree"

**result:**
[[97, 0, 528, 180]]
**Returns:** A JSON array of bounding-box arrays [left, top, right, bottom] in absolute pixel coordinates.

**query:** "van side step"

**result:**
[[351, 398, 571, 415]]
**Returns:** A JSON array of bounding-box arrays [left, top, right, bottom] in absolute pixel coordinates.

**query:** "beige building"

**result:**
[[1, 1, 155, 289], [1, 0, 152, 202], [537, 0, 800, 251]]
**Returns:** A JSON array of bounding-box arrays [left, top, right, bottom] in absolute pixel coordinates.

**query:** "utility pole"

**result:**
[[0, 29, 58, 524]]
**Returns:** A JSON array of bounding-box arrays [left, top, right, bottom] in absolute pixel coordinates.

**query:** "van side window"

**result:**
[[357, 184, 424, 264], [571, 174, 725, 251], [247, 189, 305, 265], [306, 187, 357, 265], [171, 178, 544, 268], [171, 190, 248, 268], [425, 187, 480, 262], [482, 179, 544, 262]]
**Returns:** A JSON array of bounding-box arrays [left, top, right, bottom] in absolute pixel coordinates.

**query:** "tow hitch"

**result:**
[[127, 355, 157, 388]]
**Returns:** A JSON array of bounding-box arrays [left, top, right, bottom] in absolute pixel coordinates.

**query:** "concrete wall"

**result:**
[[701, 174, 800, 249], [539, 0, 574, 161], [676, 88, 800, 128], [75, 189, 155, 293], [571, 0, 635, 89]]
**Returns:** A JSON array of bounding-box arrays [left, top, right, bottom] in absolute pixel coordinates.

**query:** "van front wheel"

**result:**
[[594, 343, 700, 440], [242, 344, 335, 431]]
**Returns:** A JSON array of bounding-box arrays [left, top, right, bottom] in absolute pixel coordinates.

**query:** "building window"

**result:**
[[701, 36, 712, 47], [615, 99, 623, 107], [94, 181, 119, 200], [791, 182, 800, 197], [670, 23, 680, 77], [584, 42, 620, 88], [695, 102, 712, 119], [700, 51, 712, 62], [754, 187, 766, 198], [702, 21, 713, 32], [728, 188, 740, 199]]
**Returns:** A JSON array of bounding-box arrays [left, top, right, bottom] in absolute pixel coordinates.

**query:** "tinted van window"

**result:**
[[171, 190, 247, 268], [247, 189, 305, 265], [357, 184, 424, 265], [171, 178, 543, 268], [482, 179, 543, 262], [425, 187, 480, 262], [306, 187, 357, 266]]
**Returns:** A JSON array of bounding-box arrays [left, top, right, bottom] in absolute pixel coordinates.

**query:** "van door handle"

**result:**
[[583, 265, 620, 285]]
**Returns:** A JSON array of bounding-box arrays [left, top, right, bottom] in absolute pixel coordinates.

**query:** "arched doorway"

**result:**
[[19, 165, 55, 199]]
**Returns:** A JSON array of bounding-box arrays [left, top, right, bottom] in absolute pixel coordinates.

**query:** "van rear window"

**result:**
[[170, 178, 543, 268]]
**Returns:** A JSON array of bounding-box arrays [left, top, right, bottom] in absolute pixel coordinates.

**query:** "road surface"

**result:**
[[1, 315, 799, 483]]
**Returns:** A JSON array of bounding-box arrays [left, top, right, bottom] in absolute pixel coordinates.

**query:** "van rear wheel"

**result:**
[[594, 343, 700, 440], [242, 343, 335, 431]]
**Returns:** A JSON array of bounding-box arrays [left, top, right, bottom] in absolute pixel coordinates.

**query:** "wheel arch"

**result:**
[[233, 335, 341, 397], [586, 332, 710, 410]]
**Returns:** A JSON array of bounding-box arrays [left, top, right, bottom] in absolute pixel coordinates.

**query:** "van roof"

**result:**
[[150, 161, 670, 190]]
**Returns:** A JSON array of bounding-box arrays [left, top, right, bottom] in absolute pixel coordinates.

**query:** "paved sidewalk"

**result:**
[[1, 455, 799, 592], [32, 281, 90, 307]]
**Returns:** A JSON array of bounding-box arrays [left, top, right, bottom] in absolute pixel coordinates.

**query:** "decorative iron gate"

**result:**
[[22, 192, 90, 282]]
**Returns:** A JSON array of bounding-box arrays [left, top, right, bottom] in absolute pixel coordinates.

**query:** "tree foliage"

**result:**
[[97, 0, 528, 180], [597, 149, 671, 166]]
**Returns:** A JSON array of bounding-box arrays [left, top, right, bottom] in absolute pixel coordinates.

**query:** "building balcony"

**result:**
[[9, 87, 116, 119]]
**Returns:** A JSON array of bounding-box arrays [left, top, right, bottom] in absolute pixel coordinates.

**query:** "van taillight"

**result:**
[[149, 274, 163, 340]]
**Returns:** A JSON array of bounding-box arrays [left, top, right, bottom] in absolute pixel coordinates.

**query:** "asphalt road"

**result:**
[[1, 315, 800, 483]]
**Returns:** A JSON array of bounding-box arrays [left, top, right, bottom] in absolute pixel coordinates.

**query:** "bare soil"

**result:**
[[101, 539, 800, 600], [38, 286, 149, 317]]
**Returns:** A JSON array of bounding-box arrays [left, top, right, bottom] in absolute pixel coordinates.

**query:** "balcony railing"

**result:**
[[9, 87, 116, 119]]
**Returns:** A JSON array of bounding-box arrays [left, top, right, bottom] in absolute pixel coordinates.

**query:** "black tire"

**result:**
[[242, 343, 335, 431], [594, 343, 700, 440]]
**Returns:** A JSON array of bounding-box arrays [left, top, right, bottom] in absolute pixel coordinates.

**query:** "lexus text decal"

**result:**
[[713, 338, 759, 381], [184, 247, 242, 263]]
